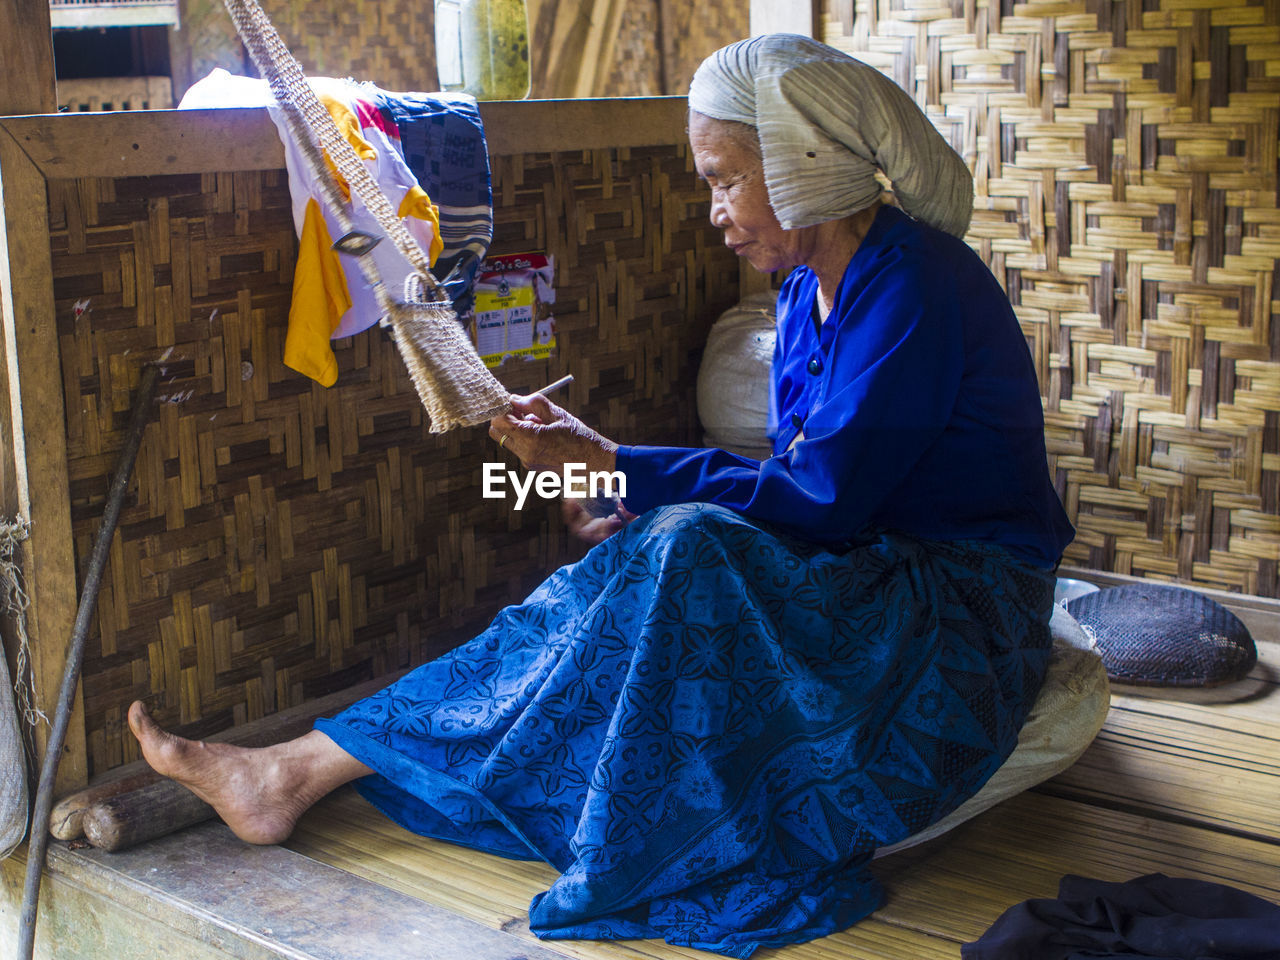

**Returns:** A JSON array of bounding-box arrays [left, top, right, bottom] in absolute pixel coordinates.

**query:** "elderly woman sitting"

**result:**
[[129, 34, 1074, 957]]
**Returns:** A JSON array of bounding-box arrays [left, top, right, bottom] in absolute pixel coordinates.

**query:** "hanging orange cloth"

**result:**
[[279, 84, 444, 385], [178, 71, 447, 387]]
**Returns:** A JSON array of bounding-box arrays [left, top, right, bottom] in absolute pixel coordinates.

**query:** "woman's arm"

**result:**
[[490, 248, 964, 546], [618, 251, 965, 544]]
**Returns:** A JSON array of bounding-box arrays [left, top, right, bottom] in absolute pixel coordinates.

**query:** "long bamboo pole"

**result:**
[[17, 364, 160, 960]]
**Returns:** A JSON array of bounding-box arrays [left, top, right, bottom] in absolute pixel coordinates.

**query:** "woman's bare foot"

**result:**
[[127, 701, 371, 845]]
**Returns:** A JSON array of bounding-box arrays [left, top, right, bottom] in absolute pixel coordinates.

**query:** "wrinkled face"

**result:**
[[689, 112, 804, 274]]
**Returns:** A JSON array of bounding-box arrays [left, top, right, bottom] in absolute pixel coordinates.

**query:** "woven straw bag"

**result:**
[[223, 0, 510, 431]]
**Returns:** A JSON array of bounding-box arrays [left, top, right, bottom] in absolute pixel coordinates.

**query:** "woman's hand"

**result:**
[[489, 393, 618, 474], [489, 394, 633, 543], [561, 498, 638, 546]]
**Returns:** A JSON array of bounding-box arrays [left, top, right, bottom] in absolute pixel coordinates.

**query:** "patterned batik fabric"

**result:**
[[317, 503, 1054, 956], [373, 89, 494, 315]]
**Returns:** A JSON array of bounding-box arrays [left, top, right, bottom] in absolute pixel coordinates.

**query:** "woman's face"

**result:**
[[689, 113, 806, 274]]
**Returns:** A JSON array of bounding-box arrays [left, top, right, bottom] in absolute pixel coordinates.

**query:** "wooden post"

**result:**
[[750, 0, 821, 38], [0, 128, 87, 793], [0, 0, 57, 116], [571, 0, 627, 98]]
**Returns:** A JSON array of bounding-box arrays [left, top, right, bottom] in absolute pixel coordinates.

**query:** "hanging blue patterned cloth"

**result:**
[[372, 88, 494, 314], [317, 502, 1054, 956]]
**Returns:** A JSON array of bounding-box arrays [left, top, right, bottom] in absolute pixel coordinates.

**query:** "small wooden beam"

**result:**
[[0, 97, 689, 181], [82, 781, 214, 852], [0, 0, 57, 116], [49, 770, 159, 841]]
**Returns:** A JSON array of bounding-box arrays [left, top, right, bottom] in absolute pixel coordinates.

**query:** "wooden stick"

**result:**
[[49, 769, 159, 841], [534, 373, 574, 397], [20, 365, 160, 960], [82, 780, 214, 852]]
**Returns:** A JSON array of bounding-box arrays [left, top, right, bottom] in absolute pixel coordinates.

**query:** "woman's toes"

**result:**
[[126, 700, 153, 739], [128, 701, 186, 771]]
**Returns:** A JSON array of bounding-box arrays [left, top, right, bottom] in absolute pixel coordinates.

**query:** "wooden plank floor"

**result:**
[[284, 592, 1280, 960], [1042, 642, 1280, 842]]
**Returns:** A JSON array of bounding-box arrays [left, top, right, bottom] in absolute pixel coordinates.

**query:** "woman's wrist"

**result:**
[[591, 438, 619, 476]]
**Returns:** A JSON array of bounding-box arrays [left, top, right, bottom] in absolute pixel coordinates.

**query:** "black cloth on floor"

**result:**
[[961, 873, 1280, 960]]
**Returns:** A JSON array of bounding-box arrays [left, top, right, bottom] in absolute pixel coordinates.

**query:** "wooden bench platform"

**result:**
[[281, 571, 1280, 959], [4, 574, 1278, 959]]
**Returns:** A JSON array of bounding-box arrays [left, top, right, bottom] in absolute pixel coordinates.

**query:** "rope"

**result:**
[[0, 518, 47, 769], [221, 0, 511, 431], [0, 517, 34, 864]]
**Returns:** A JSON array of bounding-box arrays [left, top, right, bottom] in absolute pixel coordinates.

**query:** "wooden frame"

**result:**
[[0, 96, 689, 792]]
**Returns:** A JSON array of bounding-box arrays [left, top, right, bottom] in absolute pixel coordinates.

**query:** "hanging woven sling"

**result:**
[[222, 0, 511, 432]]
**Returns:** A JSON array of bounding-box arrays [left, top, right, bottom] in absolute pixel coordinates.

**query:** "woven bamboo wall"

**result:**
[[600, 1, 666, 95], [530, 0, 747, 98], [51, 146, 740, 776], [824, 0, 1280, 597], [169, 0, 745, 101], [658, 0, 750, 96], [169, 0, 439, 99]]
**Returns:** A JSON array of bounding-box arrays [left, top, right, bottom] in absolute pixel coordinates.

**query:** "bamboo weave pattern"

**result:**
[[170, 0, 438, 100], [50, 146, 741, 775], [825, 0, 1280, 597]]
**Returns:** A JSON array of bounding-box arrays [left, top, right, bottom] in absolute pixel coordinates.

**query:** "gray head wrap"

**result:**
[[688, 34, 973, 238]]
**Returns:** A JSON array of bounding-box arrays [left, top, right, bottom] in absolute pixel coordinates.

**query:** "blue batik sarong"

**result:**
[[317, 503, 1054, 956]]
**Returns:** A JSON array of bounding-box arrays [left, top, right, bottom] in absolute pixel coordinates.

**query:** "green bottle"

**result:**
[[435, 0, 531, 100]]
